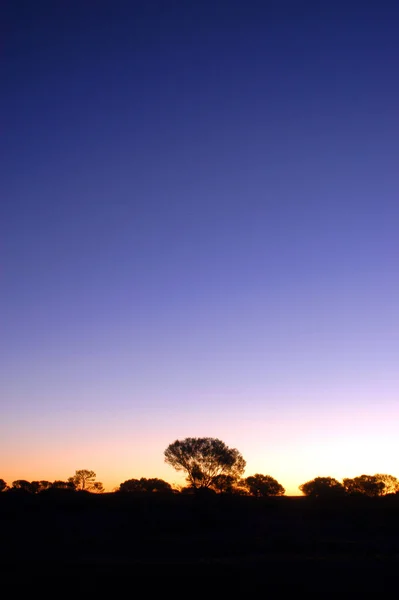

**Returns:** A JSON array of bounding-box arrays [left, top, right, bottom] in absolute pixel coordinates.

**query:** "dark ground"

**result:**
[[2, 491, 399, 592]]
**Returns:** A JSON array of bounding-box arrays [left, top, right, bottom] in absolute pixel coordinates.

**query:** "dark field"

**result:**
[[2, 491, 399, 592]]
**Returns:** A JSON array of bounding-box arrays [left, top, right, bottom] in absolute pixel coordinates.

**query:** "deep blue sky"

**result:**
[[2, 1, 398, 492]]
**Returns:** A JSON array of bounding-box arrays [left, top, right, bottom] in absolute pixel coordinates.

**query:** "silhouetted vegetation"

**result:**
[[299, 474, 399, 498], [343, 474, 386, 497], [299, 477, 346, 498], [68, 469, 104, 492], [51, 480, 76, 490], [210, 474, 242, 493], [243, 474, 285, 497], [164, 437, 246, 489], [11, 479, 38, 493], [119, 477, 174, 493]]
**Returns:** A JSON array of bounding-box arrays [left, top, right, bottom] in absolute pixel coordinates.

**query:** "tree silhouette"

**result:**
[[11, 480, 36, 493], [51, 480, 76, 490], [0, 479, 8, 492], [68, 469, 103, 492], [119, 477, 173, 493], [343, 475, 385, 497], [164, 437, 246, 489], [299, 477, 346, 498], [31, 481, 52, 493], [243, 474, 285, 497], [10, 480, 54, 493]]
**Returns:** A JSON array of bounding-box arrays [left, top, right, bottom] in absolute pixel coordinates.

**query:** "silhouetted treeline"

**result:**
[[299, 474, 399, 497], [2, 438, 398, 500], [2, 472, 398, 497]]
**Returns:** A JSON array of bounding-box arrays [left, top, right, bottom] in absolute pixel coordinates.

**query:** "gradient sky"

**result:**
[[2, 1, 398, 495]]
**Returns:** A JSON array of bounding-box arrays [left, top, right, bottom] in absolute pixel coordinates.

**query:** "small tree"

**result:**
[[299, 477, 346, 498], [0, 479, 8, 492], [141, 478, 173, 493], [119, 478, 173, 493], [164, 437, 246, 489], [243, 474, 285, 497], [118, 479, 142, 493], [51, 480, 76, 490], [68, 469, 103, 492]]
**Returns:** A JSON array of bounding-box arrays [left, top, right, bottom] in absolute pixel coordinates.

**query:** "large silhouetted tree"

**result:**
[[164, 437, 246, 489], [299, 477, 346, 498], [0, 479, 8, 492], [243, 474, 285, 497], [68, 469, 103, 492], [119, 478, 173, 493]]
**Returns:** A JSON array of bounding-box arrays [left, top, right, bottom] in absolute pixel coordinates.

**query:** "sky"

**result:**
[[1, 0, 398, 495]]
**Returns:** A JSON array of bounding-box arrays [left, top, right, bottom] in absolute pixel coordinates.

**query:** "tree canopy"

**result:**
[[164, 437, 246, 489], [119, 478, 173, 493], [299, 477, 346, 498], [11, 480, 36, 493], [343, 475, 385, 497], [51, 480, 76, 490], [68, 470, 103, 492], [243, 474, 285, 497]]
